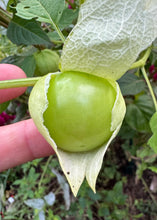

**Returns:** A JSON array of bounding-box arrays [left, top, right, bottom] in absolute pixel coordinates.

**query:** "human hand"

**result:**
[[0, 64, 54, 172]]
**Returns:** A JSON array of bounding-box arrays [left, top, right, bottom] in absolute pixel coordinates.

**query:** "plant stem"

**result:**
[[141, 177, 157, 207], [38, 155, 53, 189], [141, 66, 157, 112], [0, 77, 41, 89], [50, 20, 65, 43], [129, 46, 152, 70], [0, 7, 12, 20], [0, 20, 8, 28], [0, 7, 12, 28]]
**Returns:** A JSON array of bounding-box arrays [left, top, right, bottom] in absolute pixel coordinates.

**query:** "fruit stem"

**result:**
[[0, 77, 41, 89], [141, 66, 157, 112], [129, 46, 152, 70]]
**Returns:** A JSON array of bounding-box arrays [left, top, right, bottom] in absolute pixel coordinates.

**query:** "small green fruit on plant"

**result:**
[[34, 49, 60, 76], [43, 71, 116, 152]]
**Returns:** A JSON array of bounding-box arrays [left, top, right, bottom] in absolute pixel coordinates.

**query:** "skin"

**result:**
[[0, 64, 54, 172]]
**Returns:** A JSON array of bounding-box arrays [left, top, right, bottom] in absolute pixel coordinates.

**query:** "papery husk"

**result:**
[[29, 73, 126, 196]]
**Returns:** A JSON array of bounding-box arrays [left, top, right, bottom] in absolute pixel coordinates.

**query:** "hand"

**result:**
[[0, 64, 54, 172]]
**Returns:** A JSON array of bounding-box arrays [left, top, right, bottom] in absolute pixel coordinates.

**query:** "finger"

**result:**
[[0, 64, 27, 104], [0, 119, 54, 172]]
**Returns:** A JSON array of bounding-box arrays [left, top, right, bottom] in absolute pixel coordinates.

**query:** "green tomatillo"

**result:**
[[34, 49, 60, 76], [43, 71, 116, 152]]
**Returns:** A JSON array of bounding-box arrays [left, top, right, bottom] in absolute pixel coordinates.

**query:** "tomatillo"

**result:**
[[43, 71, 116, 152], [34, 49, 60, 76]]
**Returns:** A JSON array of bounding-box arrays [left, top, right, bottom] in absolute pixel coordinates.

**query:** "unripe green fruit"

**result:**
[[34, 49, 60, 76], [43, 71, 116, 152]]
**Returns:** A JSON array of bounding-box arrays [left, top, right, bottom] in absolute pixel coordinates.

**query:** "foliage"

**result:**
[[0, 0, 157, 219]]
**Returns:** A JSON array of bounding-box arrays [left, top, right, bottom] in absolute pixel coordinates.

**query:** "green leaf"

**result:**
[[0, 101, 10, 114], [148, 112, 157, 153], [136, 147, 156, 163], [135, 95, 155, 119], [58, 8, 78, 29], [148, 166, 157, 173], [136, 162, 147, 179], [7, 0, 17, 12], [7, 15, 51, 46], [60, 0, 157, 80], [0, 55, 20, 64], [126, 104, 150, 133], [17, 55, 36, 77], [12, 103, 28, 123], [125, 95, 154, 133], [118, 71, 146, 96], [47, 32, 62, 43], [104, 181, 127, 205], [16, 0, 65, 25]]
